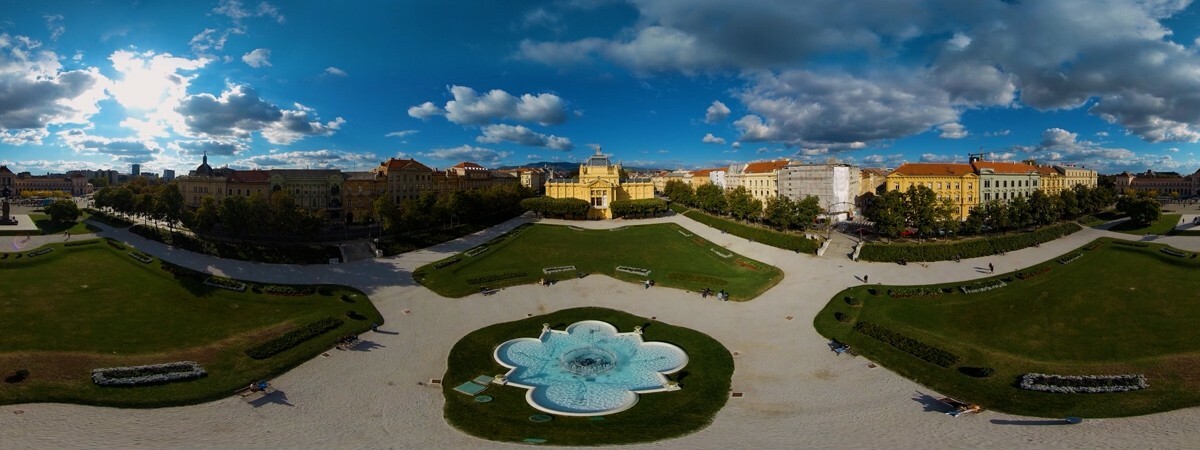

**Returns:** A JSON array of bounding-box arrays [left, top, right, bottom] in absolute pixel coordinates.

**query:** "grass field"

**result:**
[[443, 307, 733, 446], [815, 238, 1200, 418], [0, 239, 383, 407], [1109, 213, 1182, 235], [414, 223, 783, 300], [30, 212, 101, 235], [669, 204, 819, 253]]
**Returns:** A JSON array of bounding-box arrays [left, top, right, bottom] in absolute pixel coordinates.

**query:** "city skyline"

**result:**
[[2, 0, 1200, 176]]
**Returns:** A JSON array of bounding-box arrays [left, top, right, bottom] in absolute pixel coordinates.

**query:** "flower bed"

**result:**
[[204, 276, 247, 292], [710, 248, 732, 258], [676, 229, 693, 237], [853, 321, 961, 367], [245, 317, 344, 359], [887, 287, 942, 298], [616, 265, 651, 276], [128, 251, 153, 264], [1017, 373, 1149, 394], [261, 285, 316, 296], [1114, 241, 1149, 247], [92, 361, 207, 386], [464, 246, 488, 257], [542, 265, 576, 275], [1057, 252, 1083, 264], [433, 258, 461, 269], [960, 279, 1007, 294], [1083, 241, 1104, 251], [1016, 266, 1051, 280], [106, 239, 127, 250], [1160, 248, 1188, 257], [63, 240, 99, 247], [466, 272, 528, 285], [27, 248, 53, 257]]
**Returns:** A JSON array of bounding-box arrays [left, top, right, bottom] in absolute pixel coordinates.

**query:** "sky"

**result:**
[[2, 0, 1200, 176]]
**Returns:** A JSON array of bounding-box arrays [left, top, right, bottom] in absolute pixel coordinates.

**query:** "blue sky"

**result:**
[[2, 0, 1200, 175]]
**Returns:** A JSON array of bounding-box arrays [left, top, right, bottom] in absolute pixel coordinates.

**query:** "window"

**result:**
[[984, 193, 990, 201], [984, 180, 990, 188]]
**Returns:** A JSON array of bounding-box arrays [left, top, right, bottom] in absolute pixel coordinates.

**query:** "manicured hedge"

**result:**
[[682, 209, 819, 254], [84, 208, 133, 228], [853, 321, 961, 367], [859, 222, 1082, 262], [610, 198, 669, 218], [245, 317, 344, 359], [1016, 266, 1051, 280], [887, 287, 942, 298], [261, 285, 316, 296], [466, 272, 528, 285], [64, 239, 100, 247]]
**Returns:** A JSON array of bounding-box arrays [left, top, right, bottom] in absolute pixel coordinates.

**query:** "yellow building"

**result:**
[[727, 160, 789, 204], [545, 148, 654, 219], [885, 163, 979, 220]]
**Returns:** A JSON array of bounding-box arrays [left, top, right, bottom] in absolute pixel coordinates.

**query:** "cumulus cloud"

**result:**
[[731, 142, 742, 149], [408, 101, 443, 120], [323, 66, 348, 77], [229, 149, 378, 170], [702, 133, 726, 145], [213, 0, 285, 24], [175, 84, 343, 144], [0, 34, 110, 131], [386, 130, 418, 138], [57, 129, 160, 163], [477, 124, 573, 150], [705, 100, 730, 123], [241, 48, 271, 68], [937, 123, 968, 139], [734, 70, 957, 147], [411, 86, 569, 126], [3, 159, 111, 173], [419, 145, 511, 165], [984, 129, 1011, 137], [0, 129, 49, 145], [170, 139, 249, 156]]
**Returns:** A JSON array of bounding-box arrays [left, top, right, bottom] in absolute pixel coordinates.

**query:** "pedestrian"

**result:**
[[988, 262, 994, 273], [864, 275, 869, 283], [371, 323, 379, 332]]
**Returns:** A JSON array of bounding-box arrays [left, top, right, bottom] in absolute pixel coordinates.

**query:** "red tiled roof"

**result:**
[[743, 160, 789, 174], [453, 161, 486, 170], [1036, 166, 1061, 176], [861, 168, 890, 176], [691, 168, 722, 176], [227, 170, 270, 183], [382, 158, 432, 172], [890, 163, 975, 177], [971, 161, 1038, 174]]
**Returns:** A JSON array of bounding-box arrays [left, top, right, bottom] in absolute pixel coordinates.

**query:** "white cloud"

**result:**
[[385, 130, 418, 138], [477, 124, 574, 150], [702, 133, 726, 145], [324, 66, 348, 77], [1096, 131, 1109, 137], [213, 0, 285, 24], [937, 122, 968, 139], [170, 139, 248, 156], [44, 14, 64, 41], [413, 85, 569, 126], [731, 142, 742, 149], [175, 84, 343, 145], [407, 101, 443, 120], [109, 50, 208, 111], [418, 145, 511, 165], [229, 149, 378, 170], [984, 129, 1011, 137], [0, 129, 49, 145], [1167, 147, 1180, 152], [0, 34, 110, 130], [242, 48, 271, 68], [57, 129, 160, 164], [705, 100, 730, 123]]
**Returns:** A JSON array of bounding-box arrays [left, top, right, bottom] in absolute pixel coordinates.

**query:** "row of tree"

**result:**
[[519, 196, 592, 219], [866, 184, 1118, 239], [663, 180, 824, 231], [609, 198, 669, 218], [374, 184, 534, 234], [94, 182, 326, 238]]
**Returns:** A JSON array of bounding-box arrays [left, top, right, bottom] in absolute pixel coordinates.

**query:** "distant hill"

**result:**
[[499, 161, 664, 172]]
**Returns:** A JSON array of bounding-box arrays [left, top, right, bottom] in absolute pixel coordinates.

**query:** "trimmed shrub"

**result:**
[[844, 296, 862, 307], [245, 317, 344, 359], [92, 361, 206, 386], [1057, 252, 1083, 264], [887, 287, 942, 298], [1017, 373, 1148, 394], [859, 222, 1082, 262], [433, 258, 461, 269], [853, 321, 961, 367], [960, 279, 1007, 294], [466, 272, 528, 285], [834, 311, 850, 323], [261, 285, 316, 296]]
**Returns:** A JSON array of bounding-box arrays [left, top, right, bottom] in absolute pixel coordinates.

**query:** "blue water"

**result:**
[[495, 321, 688, 415]]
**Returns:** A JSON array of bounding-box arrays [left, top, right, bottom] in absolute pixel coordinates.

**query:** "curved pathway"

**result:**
[[3, 215, 1200, 449]]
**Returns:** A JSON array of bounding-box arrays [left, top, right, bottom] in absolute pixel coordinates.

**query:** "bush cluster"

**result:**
[[666, 272, 729, 286], [105, 239, 127, 250], [261, 285, 316, 296], [844, 296, 862, 307], [520, 197, 592, 218], [1017, 373, 1149, 394], [834, 311, 850, 323], [959, 279, 1007, 294], [1057, 252, 1083, 264], [1160, 248, 1188, 257], [63, 240, 100, 247], [1113, 241, 1150, 247], [466, 272, 528, 285], [1016, 266, 1051, 280], [204, 276, 247, 292], [129, 225, 341, 265], [128, 251, 153, 263], [433, 258, 461, 269], [853, 321, 961, 367], [245, 317, 344, 359], [27, 248, 53, 257], [609, 198, 669, 218], [682, 210, 819, 254], [887, 287, 942, 298], [859, 223, 1082, 262], [83, 208, 133, 228]]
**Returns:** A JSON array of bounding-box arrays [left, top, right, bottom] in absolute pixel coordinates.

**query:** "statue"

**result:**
[[0, 186, 16, 225]]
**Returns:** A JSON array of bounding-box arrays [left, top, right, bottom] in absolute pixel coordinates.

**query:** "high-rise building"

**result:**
[[131, 164, 141, 177], [163, 169, 176, 181]]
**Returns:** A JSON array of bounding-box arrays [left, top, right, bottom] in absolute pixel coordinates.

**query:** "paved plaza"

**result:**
[[3, 214, 1200, 449]]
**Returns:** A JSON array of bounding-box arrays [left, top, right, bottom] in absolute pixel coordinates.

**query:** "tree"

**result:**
[[192, 196, 219, 233], [794, 195, 822, 230], [866, 190, 906, 238], [44, 199, 81, 223], [694, 184, 727, 215], [1057, 189, 1081, 220], [154, 184, 184, 231], [219, 195, 251, 239], [1028, 190, 1057, 227], [373, 196, 402, 233], [763, 196, 796, 230], [725, 186, 760, 221], [663, 180, 695, 206], [1120, 197, 1161, 227], [1009, 196, 1033, 229], [962, 206, 985, 235], [904, 185, 939, 238]]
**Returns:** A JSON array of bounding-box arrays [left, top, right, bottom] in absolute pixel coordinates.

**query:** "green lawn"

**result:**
[[444, 307, 733, 446], [29, 212, 101, 235], [0, 239, 383, 407], [670, 204, 820, 253], [414, 223, 783, 300], [815, 238, 1200, 418], [1108, 213, 1181, 235]]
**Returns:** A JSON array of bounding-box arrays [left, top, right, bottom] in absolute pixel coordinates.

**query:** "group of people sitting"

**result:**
[[699, 288, 729, 301], [337, 334, 360, 349]]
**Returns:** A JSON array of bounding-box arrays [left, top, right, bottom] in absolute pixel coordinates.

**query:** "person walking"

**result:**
[[988, 262, 994, 273], [864, 275, 869, 284]]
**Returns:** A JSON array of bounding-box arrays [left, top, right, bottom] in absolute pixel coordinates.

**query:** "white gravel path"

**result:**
[[3, 214, 1200, 450]]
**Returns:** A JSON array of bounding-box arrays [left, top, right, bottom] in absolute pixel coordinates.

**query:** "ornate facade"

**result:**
[[545, 148, 654, 219]]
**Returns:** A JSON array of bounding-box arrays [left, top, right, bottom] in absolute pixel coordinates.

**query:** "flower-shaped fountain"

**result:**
[[493, 320, 688, 416]]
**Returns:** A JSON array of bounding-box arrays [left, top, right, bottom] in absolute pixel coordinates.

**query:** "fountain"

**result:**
[[494, 320, 688, 416]]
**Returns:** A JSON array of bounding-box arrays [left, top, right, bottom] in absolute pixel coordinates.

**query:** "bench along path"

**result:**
[[4, 214, 1200, 449]]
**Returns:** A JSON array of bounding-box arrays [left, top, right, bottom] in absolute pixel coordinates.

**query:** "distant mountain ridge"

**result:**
[[498, 161, 664, 172]]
